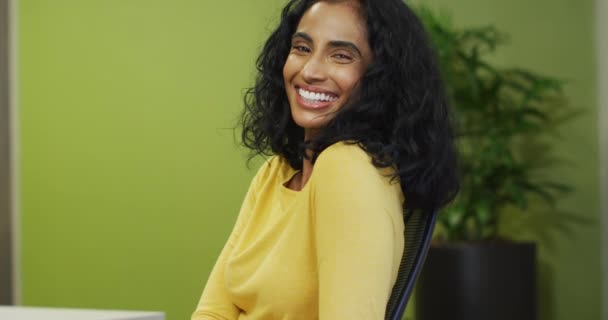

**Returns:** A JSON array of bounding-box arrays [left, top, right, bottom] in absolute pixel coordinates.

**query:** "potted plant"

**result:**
[[413, 7, 573, 320]]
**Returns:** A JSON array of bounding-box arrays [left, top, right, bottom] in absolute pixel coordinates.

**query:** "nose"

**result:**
[[301, 55, 327, 83]]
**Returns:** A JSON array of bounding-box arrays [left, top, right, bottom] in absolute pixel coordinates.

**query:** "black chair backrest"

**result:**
[[385, 210, 439, 320]]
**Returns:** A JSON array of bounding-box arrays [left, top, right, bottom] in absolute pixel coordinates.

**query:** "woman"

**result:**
[[192, 0, 459, 319]]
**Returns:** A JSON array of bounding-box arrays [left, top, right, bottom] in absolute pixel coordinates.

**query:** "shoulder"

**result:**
[[312, 142, 400, 194], [311, 141, 405, 229], [314, 141, 386, 179], [315, 141, 371, 171]]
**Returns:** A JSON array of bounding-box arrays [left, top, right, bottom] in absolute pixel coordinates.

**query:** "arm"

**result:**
[[191, 237, 241, 320], [313, 145, 402, 319], [192, 167, 262, 320]]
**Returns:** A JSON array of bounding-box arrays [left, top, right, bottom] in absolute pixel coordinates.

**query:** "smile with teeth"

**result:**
[[298, 88, 338, 102]]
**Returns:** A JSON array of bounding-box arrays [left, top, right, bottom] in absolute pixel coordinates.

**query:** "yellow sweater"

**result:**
[[192, 142, 405, 320]]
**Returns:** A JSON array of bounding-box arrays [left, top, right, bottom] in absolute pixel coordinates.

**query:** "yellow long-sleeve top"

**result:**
[[192, 142, 405, 320]]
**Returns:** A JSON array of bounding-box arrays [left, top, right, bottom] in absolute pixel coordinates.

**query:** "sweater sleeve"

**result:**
[[191, 164, 264, 320], [313, 144, 402, 320]]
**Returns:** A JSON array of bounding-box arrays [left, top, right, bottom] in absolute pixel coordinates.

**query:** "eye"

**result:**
[[333, 53, 354, 62], [291, 45, 311, 53]]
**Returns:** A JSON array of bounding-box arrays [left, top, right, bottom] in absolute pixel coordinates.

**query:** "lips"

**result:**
[[294, 85, 339, 110]]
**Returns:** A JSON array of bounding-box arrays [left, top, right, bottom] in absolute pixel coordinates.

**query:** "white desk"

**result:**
[[0, 306, 164, 320]]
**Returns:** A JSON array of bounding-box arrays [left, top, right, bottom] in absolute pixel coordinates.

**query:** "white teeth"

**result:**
[[298, 88, 337, 102]]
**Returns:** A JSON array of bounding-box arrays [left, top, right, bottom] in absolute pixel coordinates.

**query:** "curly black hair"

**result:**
[[240, 0, 459, 214]]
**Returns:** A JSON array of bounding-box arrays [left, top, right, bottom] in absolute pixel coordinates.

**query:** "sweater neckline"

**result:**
[[279, 160, 314, 195]]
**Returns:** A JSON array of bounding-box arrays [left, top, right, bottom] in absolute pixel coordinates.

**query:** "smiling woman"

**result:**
[[192, 0, 459, 319]]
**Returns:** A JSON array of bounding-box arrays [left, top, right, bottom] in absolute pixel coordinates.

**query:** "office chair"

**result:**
[[385, 210, 439, 320]]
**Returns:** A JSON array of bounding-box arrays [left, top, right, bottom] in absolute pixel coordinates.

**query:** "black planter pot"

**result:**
[[416, 242, 537, 320]]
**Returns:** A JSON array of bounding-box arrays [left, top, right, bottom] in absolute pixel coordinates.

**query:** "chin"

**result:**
[[291, 110, 333, 131]]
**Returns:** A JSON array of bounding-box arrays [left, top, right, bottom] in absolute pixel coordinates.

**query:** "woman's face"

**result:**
[[283, 1, 372, 139]]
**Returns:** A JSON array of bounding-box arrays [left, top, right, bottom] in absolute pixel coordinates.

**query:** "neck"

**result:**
[[300, 150, 314, 189], [295, 128, 317, 190]]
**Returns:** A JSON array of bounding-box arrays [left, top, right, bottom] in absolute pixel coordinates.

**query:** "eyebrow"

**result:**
[[291, 32, 363, 57]]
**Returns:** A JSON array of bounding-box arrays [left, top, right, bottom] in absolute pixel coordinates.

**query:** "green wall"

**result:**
[[19, 1, 599, 320], [19, 1, 283, 319]]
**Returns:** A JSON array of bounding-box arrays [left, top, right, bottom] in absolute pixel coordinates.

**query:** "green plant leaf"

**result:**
[[415, 4, 576, 242]]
